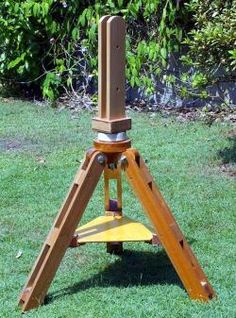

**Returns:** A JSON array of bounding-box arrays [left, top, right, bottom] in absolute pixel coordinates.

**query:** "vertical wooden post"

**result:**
[[106, 16, 126, 120], [104, 167, 122, 214], [92, 16, 131, 133], [104, 165, 124, 254], [98, 16, 110, 119]]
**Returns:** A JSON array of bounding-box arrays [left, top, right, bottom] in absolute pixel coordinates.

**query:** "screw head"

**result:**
[[97, 154, 106, 165]]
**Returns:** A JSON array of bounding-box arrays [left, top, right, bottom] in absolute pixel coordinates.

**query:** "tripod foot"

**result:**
[[106, 242, 123, 255]]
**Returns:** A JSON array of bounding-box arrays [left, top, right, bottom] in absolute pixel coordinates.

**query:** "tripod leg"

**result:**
[[124, 148, 215, 301], [19, 150, 105, 312]]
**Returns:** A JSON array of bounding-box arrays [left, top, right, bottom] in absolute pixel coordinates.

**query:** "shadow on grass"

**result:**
[[218, 134, 236, 164], [217, 133, 236, 177], [48, 249, 184, 304]]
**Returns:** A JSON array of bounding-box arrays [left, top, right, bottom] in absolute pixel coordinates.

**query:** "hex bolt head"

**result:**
[[120, 155, 128, 170], [97, 154, 106, 165]]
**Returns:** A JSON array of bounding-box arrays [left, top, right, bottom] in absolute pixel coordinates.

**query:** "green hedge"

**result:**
[[0, 1, 235, 102], [182, 1, 236, 88]]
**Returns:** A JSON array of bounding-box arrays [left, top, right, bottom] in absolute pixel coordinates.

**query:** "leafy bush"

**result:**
[[0, 0, 185, 100], [0, 0, 235, 104], [181, 1, 236, 86]]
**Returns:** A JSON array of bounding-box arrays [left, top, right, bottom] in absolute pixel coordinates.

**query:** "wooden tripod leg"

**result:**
[[124, 148, 215, 301], [19, 150, 105, 312]]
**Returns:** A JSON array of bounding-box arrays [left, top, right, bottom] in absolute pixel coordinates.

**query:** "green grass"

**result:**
[[0, 100, 235, 318]]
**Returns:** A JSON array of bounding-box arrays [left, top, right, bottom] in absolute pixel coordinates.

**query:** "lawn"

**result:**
[[0, 99, 235, 318]]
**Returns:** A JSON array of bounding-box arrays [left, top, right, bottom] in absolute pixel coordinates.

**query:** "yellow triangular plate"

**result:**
[[76, 215, 155, 243]]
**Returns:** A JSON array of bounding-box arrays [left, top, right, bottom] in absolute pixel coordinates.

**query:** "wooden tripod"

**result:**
[[19, 16, 215, 312]]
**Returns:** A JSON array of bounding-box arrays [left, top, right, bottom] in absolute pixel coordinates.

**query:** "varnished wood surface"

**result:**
[[92, 16, 131, 133], [19, 151, 105, 312], [98, 15, 110, 118], [124, 148, 215, 301], [106, 16, 126, 120]]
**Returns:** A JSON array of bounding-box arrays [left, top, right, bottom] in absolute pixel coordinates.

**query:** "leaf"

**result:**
[[72, 27, 79, 40], [7, 53, 26, 69], [41, 2, 49, 17], [162, 7, 167, 21], [130, 77, 135, 87], [118, 0, 123, 7], [51, 21, 58, 33], [14, 3, 19, 13], [160, 47, 167, 59], [88, 24, 97, 41], [135, 77, 140, 86], [0, 53, 6, 62], [33, 3, 40, 17], [79, 10, 86, 27], [67, 77, 72, 86]]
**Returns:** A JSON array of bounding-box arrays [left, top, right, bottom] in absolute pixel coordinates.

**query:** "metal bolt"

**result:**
[[119, 155, 128, 170], [97, 154, 106, 165], [108, 163, 117, 170]]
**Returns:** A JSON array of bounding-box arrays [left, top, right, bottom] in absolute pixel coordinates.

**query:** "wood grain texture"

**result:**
[[106, 16, 126, 120], [93, 15, 131, 133], [104, 167, 122, 211], [124, 148, 216, 301], [98, 15, 110, 118], [19, 151, 105, 312], [92, 117, 131, 133]]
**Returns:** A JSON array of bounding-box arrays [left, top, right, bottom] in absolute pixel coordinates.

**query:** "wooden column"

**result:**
[[92, 16, 131, 133]]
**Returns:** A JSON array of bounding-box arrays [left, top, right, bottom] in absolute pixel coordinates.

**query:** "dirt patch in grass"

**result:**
[[0, 138, 23, 151], [219, 163, 236, 178], [0, 137, 38, 152], [225, 129, 236, 138]]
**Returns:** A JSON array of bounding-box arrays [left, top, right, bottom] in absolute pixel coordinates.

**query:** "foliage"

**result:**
[[181, 1, 236, 85], [0, 0, 185, 100], [0, 0, 235, 102]]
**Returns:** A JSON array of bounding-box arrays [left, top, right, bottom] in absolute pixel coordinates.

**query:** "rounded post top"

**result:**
[[99, 15, 125, 24], [107, 16, 125, 25], [99, 15, 111, 25]]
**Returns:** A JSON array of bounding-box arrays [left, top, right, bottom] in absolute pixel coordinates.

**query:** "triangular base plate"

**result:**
[[75, 215, 156, 243]]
